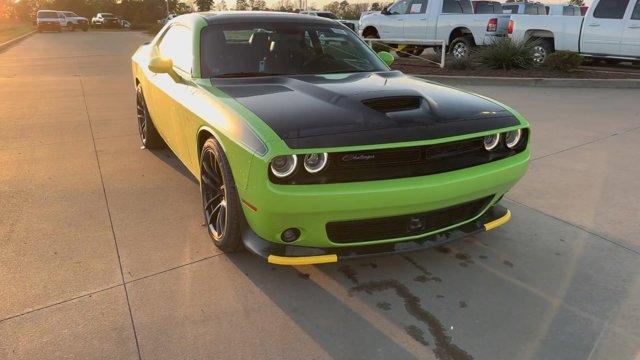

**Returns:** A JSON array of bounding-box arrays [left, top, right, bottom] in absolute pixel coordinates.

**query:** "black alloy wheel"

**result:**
[[199, 138, 243, 252], [135, 84, 163, 148], [201, 147, 227, 241]]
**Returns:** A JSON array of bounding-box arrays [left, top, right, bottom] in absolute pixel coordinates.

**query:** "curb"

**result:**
[[0, 30, 37, 53], [412, 74, 640, 89]]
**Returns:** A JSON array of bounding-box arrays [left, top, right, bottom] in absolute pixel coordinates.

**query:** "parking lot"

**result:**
[[1, 31, 639, 360]]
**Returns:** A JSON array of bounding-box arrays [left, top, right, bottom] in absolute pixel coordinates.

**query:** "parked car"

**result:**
[[92, 13, 120, 28], [299, 10, 358, 31], [545, 4, 582, 16], [508, 0, 640, 64], [472, 1, 504, 14], [502, 2, 547, 15], [58, 11, 90, 31], [131, 12, 530, 265], [359, 0, 511, 59], [36, 10, 62, 32]]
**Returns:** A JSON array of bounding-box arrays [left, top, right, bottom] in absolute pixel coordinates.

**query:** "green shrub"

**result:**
[[545, 51, 583, 72], [476, 37, 538, 70], [448, 55, 475, 70]]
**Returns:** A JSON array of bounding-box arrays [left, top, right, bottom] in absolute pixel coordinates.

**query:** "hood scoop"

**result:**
[[362, 96, 423, 113]]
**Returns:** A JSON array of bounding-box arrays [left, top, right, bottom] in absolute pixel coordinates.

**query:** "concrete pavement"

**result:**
[[1, 31, 639, 360]]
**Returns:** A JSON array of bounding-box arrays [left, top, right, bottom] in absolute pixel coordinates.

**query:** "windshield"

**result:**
[[200, 22, 388, 78], [101, 13, 116, 18]]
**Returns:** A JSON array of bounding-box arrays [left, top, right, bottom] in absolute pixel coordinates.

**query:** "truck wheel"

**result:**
[[532, 39, 553, 66], [450, 36, 472, 60]]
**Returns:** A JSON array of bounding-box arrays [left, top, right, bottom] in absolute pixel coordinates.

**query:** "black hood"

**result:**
[[212, 71, 519, 149]]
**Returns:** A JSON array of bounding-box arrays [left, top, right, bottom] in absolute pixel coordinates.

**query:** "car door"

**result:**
[[403, 0, 430, 40], [147, 24, 194, 160], [620, 0, 640, 56], [380, 0, 411, 39], [581, 0, 630, 55]]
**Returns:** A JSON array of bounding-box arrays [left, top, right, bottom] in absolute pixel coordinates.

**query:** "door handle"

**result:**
[[397, 18, 404, 21], [419, 18, 427, 20], [629, 25, 640, 29], [587, 23, 600, 27]]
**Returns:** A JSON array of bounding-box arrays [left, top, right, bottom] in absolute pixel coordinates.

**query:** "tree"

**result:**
[[275, 0, 294, 12], [175, 1, 192, 13], [370, 2, 381, 10], [235, 0, 247, 9], [215, 0, 227, 10], [248, 0, 265, 10], [196, 0, 213, 11]]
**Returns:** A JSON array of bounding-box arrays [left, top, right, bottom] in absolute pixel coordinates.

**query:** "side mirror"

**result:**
[[381, 6, 389, 15], [148, 56, 173, 74], [377, 51, 394, 66]]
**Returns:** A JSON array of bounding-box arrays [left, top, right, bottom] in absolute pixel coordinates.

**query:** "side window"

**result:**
[[158, 25, 193, 73], [632, 0, 640, 19], [443, 0, 472, 13], [408, 0, 429, 14], [388, 0, 410, 14], [593, 0, 631, 19]]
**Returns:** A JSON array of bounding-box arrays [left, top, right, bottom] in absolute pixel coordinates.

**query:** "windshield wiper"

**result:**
[[213, 72, 283, 78]]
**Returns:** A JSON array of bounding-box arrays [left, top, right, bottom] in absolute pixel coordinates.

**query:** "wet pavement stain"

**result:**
[[360, 262, 379, 269], [338, 265, 360, 285], [431, 276, 443, 282], [478, 255, 488, 260], [414, 275, 428, 283], [351, 280, 472, 360], [403, 255, 432, 276], [436, 246, 453, 254], [459, 301, 467, 309], [436, 294, 445, 299], [503, 260, 514, 268], [376, 302, 392, 311], [298, 273, 310, 280], [459, 262, 468, 268], [405, 324, 430, 346]]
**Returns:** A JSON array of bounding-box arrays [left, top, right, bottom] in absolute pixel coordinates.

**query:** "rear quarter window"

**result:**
[[443, 0, 473, 13], [593, 0, 631, 18], [37, 11, 58, 18]]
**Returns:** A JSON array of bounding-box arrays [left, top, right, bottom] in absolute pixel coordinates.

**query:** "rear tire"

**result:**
[[532, 39, 553, 66], [136, 84, 164, 149], [364, 31, 385, 53], [450, 36, 473, 60], [200, 138, 243, 252]]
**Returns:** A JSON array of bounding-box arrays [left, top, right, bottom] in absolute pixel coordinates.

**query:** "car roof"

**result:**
[[198, 11, 337, 25]]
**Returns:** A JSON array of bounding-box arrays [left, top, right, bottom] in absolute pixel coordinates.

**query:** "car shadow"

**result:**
[[148, 147, 198, 185]]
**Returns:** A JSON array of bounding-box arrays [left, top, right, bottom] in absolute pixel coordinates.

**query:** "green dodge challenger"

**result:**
[[131, 11, 530, 265]]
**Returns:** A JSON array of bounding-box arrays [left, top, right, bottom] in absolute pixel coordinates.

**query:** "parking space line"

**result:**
[[77, 62, 142, 360]]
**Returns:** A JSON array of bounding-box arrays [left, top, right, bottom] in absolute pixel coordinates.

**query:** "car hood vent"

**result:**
[[362, 96, 422, 113]]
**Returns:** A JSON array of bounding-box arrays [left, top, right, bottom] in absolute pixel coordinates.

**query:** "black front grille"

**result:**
[[326, 196, 493, 244], [270, 130, 528, 185]]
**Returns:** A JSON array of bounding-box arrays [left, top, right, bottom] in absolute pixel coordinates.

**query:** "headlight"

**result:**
[[483, 134, 500, 151], [270, 155, 297, 178], [303, 153, 328, 173], [505, 129, 523, 149]]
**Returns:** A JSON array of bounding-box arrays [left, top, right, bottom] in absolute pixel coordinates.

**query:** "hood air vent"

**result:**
[[362, 96, 422, 113]]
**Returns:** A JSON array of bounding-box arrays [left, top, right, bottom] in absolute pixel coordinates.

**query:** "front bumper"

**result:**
[[243, 204, 511, 265]]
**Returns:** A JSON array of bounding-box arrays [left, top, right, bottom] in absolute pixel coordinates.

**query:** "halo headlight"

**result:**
[[505, 129, 523, 149], [270, 155, 297, 178], [303, 153, 328, 173], [483, 134, 500, 151]]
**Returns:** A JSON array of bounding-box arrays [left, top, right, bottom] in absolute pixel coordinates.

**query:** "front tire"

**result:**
[[136, 84, 164, 149], [200, 138, 243, 252]]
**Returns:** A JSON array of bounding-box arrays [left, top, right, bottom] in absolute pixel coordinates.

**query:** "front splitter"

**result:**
[[242, 205, 510, 265]]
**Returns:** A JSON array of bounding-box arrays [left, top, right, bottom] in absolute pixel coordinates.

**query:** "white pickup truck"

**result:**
[[359, 0, 510, 59], [508, 0, 640, 64]]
